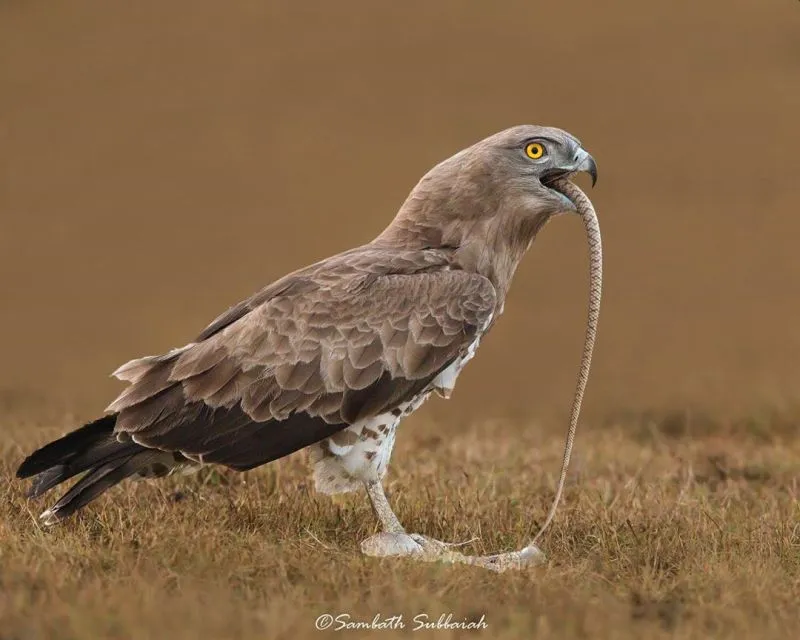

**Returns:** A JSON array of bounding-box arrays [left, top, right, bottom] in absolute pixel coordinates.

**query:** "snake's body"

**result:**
[[530, 178, 603, 547]]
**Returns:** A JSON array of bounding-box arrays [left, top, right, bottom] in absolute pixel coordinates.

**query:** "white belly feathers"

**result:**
[[310, 333, 484, 494]]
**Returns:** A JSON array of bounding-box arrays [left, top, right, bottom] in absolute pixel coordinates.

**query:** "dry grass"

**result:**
[[1, 407, 798, 640]]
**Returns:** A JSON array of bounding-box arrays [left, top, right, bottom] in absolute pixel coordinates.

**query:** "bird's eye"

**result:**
[[525, 142, 546, 160]]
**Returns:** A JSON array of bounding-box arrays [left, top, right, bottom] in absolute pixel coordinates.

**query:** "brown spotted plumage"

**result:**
[[107, 264, 495, 473]]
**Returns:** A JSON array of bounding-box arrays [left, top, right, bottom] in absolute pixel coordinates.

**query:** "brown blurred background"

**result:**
[[1, 0, 799, 429]]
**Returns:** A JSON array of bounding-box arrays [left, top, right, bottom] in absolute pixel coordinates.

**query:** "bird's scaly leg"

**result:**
[[360, 481, 546, 572], [364, 479, 405, 534]]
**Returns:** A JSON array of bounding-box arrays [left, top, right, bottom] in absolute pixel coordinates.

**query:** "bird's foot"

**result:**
[[360, 532, 546, 573], [360, 532, 461, 557]]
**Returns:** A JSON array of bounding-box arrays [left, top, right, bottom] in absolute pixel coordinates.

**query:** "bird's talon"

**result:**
[[409, 533, 449, 552], [361, 532, 472, 558]]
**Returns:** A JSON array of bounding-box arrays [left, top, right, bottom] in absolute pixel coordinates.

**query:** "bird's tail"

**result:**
[[16, 415, 169, 524]]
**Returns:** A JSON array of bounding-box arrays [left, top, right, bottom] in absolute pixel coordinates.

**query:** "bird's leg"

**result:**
[[360, 480, 459, 556], [364, 479, 405, 534], [359, 480, 435, 556], [359, 481, 547, 572]]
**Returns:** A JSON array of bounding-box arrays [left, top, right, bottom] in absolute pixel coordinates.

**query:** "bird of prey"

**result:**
[[17, 125, 600, 571]]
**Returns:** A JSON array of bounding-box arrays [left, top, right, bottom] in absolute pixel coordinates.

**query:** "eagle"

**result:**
[[17, 125, 600, 572]]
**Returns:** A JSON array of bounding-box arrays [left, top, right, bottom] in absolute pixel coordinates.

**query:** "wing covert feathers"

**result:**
[[19, 250, 497, 520], [106, 258, 496, 470]]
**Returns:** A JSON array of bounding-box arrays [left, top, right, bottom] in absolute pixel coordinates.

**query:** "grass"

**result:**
[[1, 405, 798, 639]]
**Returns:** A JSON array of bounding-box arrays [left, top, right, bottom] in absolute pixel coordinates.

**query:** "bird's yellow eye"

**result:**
[[525, 142, 545, 159]]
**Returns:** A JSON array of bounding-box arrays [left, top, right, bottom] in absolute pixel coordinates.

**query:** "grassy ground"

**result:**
[[1, 407, 798, 639]]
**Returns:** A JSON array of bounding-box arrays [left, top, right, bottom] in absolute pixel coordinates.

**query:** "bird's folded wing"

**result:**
[[104, 268, 496, 470]]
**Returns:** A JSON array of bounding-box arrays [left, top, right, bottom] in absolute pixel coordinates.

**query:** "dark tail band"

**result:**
[[16, 414, 153, 524]]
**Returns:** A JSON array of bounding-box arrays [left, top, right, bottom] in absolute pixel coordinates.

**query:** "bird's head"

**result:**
[[470, 124, 597, 215], [377, 125, 598, 294], [383, 125, 597, 237]]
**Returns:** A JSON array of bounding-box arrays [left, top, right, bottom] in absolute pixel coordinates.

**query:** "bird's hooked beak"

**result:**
[[541, 147, 598, 192], [573, 147, 598, 187], [540, 146, 598, 213]]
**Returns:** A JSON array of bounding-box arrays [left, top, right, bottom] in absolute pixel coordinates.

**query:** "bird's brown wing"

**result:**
[[105, 266, 496, 471]]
